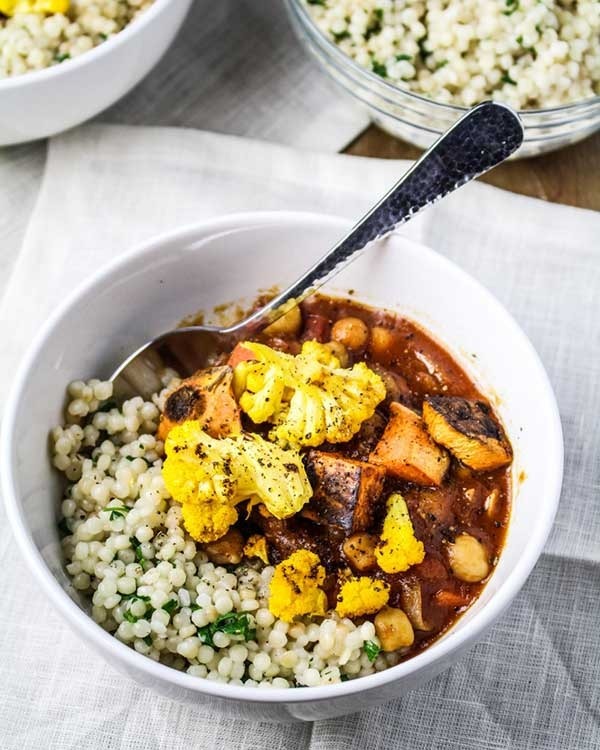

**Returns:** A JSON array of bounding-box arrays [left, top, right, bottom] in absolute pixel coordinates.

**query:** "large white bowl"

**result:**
[[1, 212, 563, 721], [0, 0, 192, 146]]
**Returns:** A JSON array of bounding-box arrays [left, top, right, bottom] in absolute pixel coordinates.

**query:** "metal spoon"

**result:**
[[112, 101, 523, 400]]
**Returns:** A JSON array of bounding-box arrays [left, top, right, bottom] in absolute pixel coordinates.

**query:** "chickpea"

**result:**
[[374, 606, 415, 651], [331, 316, 369, 351], [203, 528, 244, 565], [324, 340, 349, 368], [368, 326, 399, 363], [342, 533, 378, 572], [447, 533, 490, 583], [264, 305, 302, 337]]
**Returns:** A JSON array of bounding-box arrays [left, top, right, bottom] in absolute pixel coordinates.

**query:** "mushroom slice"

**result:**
[[423, 396, 511, 472]]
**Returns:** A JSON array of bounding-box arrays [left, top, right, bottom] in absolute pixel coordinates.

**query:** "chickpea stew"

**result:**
[[55, 292, 512, 685]]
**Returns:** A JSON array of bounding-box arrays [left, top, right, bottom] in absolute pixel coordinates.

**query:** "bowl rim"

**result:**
[[0, 0, 181, 91], [1, 210, 564, 704], [287, 0, 600, 118]]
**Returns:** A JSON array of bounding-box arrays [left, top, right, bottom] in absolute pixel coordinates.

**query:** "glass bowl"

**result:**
[[285, 0, 600, 159]]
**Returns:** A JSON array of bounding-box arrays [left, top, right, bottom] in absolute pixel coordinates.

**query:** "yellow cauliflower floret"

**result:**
[[335, 574, 390, 618], [268, 550, 328, 622], [0, 0, 69, 15], [233, 340, 385, 448], [162, 420, 312, 542], [375, 493, 425, 574], [243, 534, 269, 565]]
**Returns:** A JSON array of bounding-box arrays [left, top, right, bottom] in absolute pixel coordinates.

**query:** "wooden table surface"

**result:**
[[345, 126, 600, 212]]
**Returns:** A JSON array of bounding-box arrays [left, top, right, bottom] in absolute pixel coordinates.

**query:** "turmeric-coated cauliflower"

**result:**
[[162, 420, 312, 542], [232, 340, 386, 448], [243, 534, 269, 565], [268, 550, 328, 622], [335, 574, 390, 618], [375, 493, 425, 573]]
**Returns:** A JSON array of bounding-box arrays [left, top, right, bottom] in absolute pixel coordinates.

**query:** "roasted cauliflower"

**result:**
[[162, 420, 312, 542], [375, 493, 425, 574], [335, 574, 390, 618], [268, 550, 328, 622], [232, 340, 386, 448]]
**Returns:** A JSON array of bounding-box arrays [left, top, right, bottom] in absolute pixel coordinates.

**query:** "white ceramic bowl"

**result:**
[[1, 212, 563, 721], [0, 0, 192, 146]]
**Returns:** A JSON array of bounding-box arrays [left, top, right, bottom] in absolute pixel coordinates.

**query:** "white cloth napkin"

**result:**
[[1, 125, 599, 750]]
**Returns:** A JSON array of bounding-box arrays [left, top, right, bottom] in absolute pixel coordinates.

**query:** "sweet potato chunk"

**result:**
[[302, 450, 386, 533], [423, 396, 512, 471], [157, 365, 241, 441], [369, 402, 450, 486]]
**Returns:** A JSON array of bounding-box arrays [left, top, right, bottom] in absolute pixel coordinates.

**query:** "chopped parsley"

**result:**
[[363, 640, 381, 662], [54, 53, 70, 63], [516, 35, 523, 44], [503, 0, 519, 15], [418, 36, 431, 62], [123, 609, 138, 624], [129, 536, 147, 566], [395, 53, 413, 61], [435, 59, 449, 70], [365, 8, 383, 40], [501, 72, 518, 85], [162, 599, 179, 615], [332, 30, 350, 42], [190, 602, 202, 612], [103, 504, 129, 520], [307, 0, 326, 4], [371, 59, 388, 78], [143, 635, 153, 646], [121, 592, 151, 602], [197, 612, 256, 647], [340, 674, 350, 682]]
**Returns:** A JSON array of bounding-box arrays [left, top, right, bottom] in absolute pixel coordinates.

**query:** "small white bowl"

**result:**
[[0, 0, 192, 146], [1, 212, 563, 721]]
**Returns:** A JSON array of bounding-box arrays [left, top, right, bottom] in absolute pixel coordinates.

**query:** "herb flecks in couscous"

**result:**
[[303, 0, 600, 109]]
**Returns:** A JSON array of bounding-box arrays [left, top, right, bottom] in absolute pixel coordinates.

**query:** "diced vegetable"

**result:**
[[157, 365, 241, 442], [370, 402, 450, 485], [303, 450, 386, 533], [423, 396, 512, 471], [342, 533, 379, 573]]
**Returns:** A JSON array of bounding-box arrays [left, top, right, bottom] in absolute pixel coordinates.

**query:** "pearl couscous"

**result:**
[[54, 375, 395, 687], [302, 0, 600, 109], [0, 0, 154, 78]]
